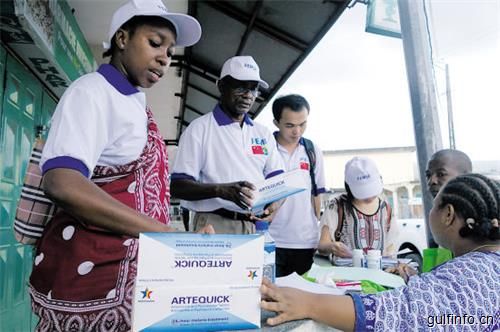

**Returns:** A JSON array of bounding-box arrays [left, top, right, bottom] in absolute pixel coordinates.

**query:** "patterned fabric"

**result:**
[[29, 108, 170, 332], [14, 138, 57, 244], [31, 253, 137, 332], [351, 251, 500, 331], [321, 195, 396, 257], [93, 108, 170, 223]]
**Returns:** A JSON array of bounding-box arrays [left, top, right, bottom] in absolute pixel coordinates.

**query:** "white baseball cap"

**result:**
[[219, 56, 269, 89], [103, 0, 202, 49], [344, 157, 383, 199]]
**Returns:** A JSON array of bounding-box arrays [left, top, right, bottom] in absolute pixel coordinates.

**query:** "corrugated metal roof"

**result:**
[[171, 0, 350, 142]]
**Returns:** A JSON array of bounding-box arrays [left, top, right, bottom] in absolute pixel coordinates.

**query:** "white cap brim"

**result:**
[[221, 74, 269, 89], [349, 178, 383, 200], [103, 12, 201, 49], [163, 12, 201, 47]]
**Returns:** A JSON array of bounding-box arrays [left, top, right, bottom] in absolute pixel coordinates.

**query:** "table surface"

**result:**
[[232, 310, 341, 332], [225, 255, 382, 332], [232, 255, 344, 332]]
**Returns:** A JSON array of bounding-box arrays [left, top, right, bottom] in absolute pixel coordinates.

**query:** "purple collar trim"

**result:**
[[213, 104, 254, 126], [97, 64, 139, 95]]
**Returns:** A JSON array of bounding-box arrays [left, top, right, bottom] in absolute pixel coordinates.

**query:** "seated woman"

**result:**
[[318, 157, 397, 261], [261, 173, 500, 331]]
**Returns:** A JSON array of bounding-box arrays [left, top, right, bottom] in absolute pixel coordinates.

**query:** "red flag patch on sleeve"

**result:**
[[252, 145, 264, 155]]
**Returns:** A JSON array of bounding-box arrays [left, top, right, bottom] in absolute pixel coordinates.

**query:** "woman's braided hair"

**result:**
[[439, 173, 500, 241]]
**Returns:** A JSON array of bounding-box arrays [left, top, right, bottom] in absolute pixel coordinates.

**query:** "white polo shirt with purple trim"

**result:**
[[269, 137, 326, 249], [171, 105, 284, 213], [40, 64, 148, 177]]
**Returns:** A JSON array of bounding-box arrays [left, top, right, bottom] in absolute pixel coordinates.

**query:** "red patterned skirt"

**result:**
[[29, 109, 170, 331]]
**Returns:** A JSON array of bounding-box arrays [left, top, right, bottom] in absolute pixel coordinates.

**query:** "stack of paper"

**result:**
[[307, 264, 405, 289], [276, 273, 345, 295]]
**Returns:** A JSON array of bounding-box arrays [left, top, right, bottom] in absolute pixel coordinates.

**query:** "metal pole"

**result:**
[[446, 64, 456, 149], [398, 0, 442, 248]]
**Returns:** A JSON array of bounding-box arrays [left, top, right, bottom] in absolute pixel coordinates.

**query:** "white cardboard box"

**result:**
[[132, 233, 264, 331]]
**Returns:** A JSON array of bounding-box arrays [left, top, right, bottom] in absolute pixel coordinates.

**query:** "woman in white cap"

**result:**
[[29, 1, 212, 330], [318, 156, 396, 262]]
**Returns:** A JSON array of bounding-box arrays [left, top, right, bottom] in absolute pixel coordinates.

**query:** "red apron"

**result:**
[[29, 108, 170, 332]]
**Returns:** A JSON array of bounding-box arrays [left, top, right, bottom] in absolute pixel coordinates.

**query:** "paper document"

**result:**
[[252, 169, 309, 213], [276, 273, 345, 295], [307, 264, 405, 289]]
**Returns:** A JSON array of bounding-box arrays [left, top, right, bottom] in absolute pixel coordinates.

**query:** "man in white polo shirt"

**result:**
[[269, 94, 326, 277], [171, 56, 284, 234]]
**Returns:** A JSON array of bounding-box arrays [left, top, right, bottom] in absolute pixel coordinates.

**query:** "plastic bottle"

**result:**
[[255, 221, 276, 283], [352, 249, 365, 267], [366, 249, 382, 270]]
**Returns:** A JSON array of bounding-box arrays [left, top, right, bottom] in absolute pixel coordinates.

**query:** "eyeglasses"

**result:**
[[232, 87, 260, 97]]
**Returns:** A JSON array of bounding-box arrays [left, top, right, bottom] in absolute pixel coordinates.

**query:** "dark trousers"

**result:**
[[275, 248, 316, 277]]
